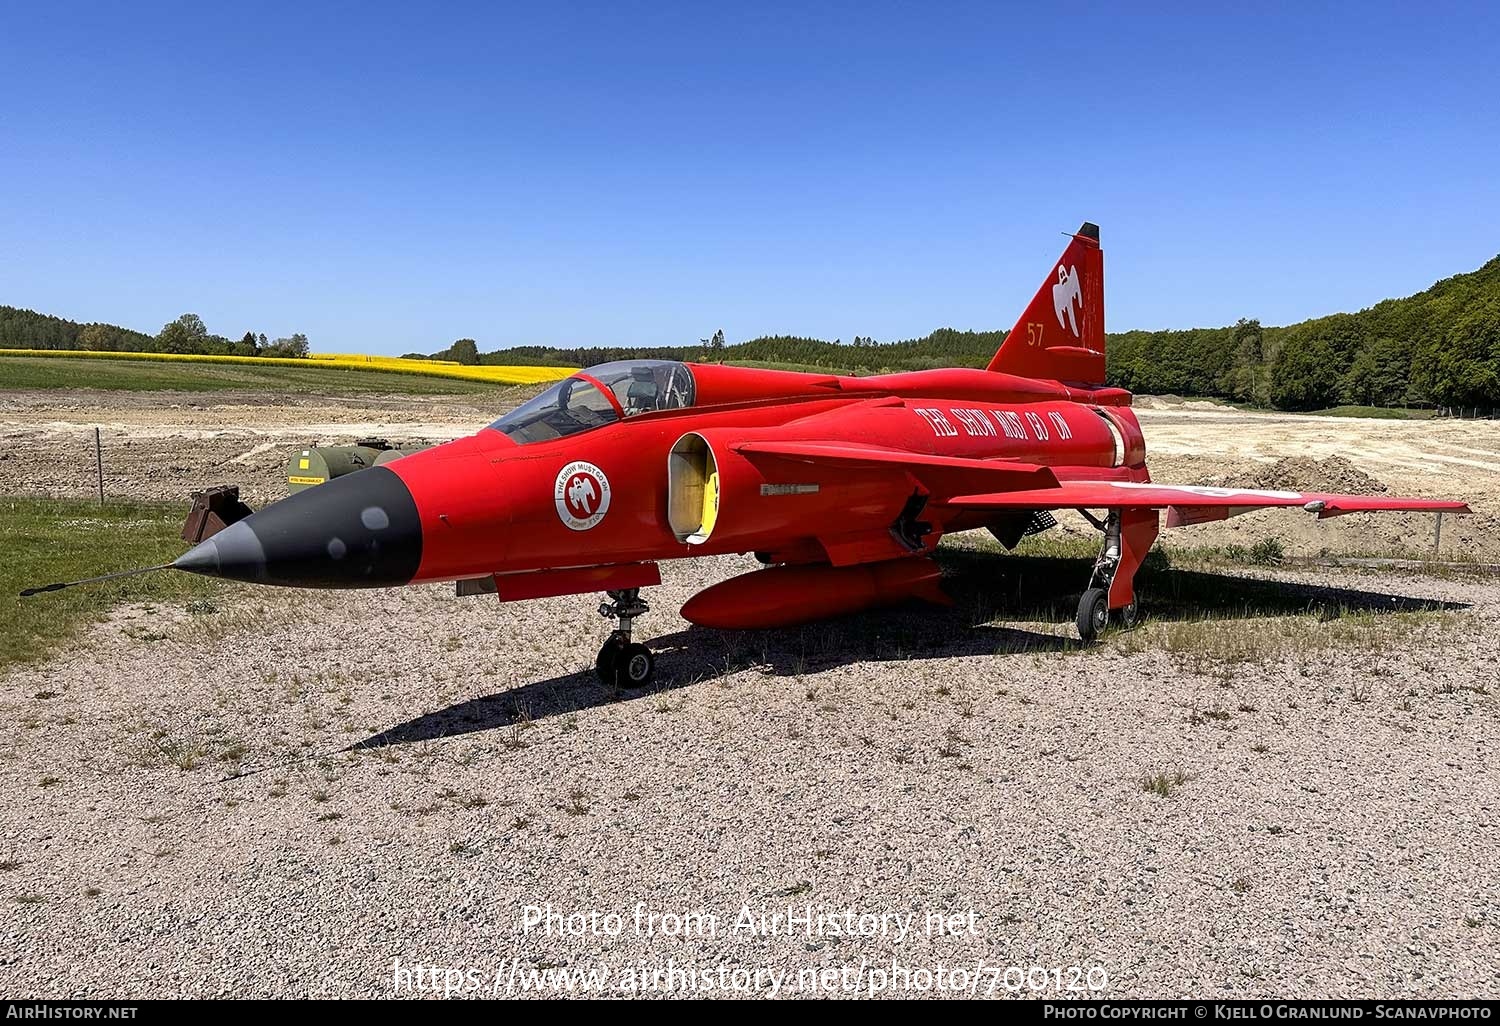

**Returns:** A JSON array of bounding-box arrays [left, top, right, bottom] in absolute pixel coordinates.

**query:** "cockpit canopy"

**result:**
[[489, 360, 697, 444]]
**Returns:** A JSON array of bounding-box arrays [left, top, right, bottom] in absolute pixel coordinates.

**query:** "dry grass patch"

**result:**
[[558, 790, 591, 817], [1141, 768, 1190, 798], [1114, 608, 1466, 667]]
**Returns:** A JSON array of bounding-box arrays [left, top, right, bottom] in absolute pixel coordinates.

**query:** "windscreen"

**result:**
[[490, 361, 695, 444]]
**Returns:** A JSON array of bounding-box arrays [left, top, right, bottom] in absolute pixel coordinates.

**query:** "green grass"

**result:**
[[1304, 405, 1435, 420], [0, 497, 222, 672], [0, 356, 504, 394]]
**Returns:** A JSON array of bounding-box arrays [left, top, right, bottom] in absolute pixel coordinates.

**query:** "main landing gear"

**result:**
[[596, 587, 655, 688], [1075, 509, 1158, 644]]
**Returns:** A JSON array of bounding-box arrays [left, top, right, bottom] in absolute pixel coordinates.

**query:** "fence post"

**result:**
[[95, 427, 104, 505]]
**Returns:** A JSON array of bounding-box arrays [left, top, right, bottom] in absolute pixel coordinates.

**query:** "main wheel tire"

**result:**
[[616, 642, 655, 689], [1115, 600, 1141, 629], [1076, 587, 1109, 643]]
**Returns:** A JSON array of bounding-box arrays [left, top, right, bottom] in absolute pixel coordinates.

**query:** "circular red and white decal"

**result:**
[[554, 461, 612, 531]]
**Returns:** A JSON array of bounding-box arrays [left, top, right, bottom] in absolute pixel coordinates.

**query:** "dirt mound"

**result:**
[[1133, 394, 1237, 412], [1199, 456, 1387, 494]]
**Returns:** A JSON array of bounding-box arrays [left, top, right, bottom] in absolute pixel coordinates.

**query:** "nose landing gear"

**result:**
[[1075, 508, 1158, 643], [596, 587, 655, 688]]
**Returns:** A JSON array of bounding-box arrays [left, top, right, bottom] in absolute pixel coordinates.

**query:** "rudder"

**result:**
[[986, 222, 1104, 384]]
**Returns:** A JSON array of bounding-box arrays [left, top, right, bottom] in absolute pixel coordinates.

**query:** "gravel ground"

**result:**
[[0, 555, 1495, 999], [1, 389, 1497, 999]]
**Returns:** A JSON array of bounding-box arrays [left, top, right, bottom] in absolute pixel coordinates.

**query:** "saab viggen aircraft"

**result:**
[[25, 224, 1470, 688]]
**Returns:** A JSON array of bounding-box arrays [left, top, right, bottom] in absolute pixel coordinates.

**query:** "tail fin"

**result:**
[[985, 222, 1104, 384]]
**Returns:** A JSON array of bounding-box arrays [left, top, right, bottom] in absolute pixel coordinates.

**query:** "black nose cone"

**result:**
[[175, 467, 422, 588]]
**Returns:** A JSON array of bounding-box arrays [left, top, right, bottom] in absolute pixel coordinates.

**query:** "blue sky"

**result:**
[[2, 1, 1497, 354]]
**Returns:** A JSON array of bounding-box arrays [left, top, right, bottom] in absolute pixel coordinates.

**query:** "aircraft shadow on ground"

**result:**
[[352, 550, 1461, 749]]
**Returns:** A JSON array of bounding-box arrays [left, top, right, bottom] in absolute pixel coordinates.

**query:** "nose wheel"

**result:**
[[597, 636, 654, 688], [596, 588, 655, 688]]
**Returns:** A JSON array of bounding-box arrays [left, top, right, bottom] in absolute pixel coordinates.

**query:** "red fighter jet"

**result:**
[[26, 224, 1471, 688]]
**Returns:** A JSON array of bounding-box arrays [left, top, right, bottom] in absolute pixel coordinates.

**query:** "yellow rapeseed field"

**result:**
[[0, 348, 575, 385]]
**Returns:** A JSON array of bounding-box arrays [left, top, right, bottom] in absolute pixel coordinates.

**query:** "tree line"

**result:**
[[459, 254, 1499, 412], [7, 251, 1497, 411], [0, 307, 311, 359], [1108, 255, 1500, 410], [473, 327, 1011, 375]]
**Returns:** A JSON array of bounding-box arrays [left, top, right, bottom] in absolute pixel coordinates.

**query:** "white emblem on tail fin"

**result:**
[[1052, 264, 1082, 337]]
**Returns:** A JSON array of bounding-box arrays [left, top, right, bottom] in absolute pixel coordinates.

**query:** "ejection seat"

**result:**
[[624, 366, 658, 415]]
